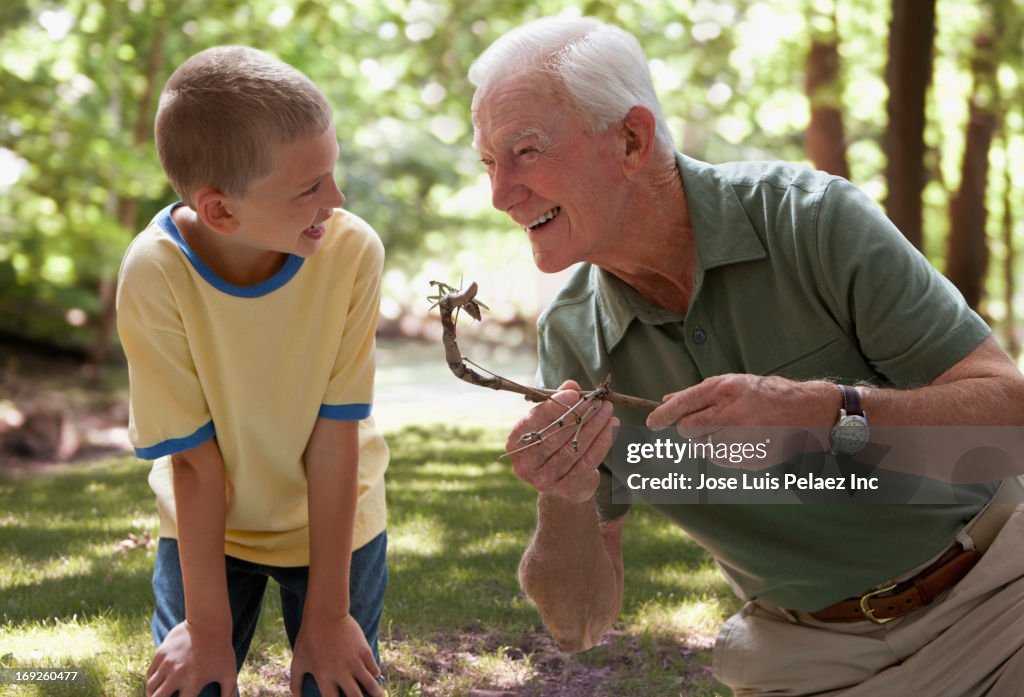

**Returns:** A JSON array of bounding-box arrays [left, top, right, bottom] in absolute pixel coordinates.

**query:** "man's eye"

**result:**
[[516, 147, 537, 157]]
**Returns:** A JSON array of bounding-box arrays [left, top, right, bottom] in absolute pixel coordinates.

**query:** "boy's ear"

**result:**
[[192, 186, 239, 235], [619, 106, 656, 178]]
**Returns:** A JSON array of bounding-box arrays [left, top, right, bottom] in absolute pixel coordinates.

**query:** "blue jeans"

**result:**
[[151, 531, 387, 697]]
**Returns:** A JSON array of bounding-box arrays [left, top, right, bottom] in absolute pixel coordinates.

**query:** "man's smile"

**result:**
[[525, 206, 561, 231]]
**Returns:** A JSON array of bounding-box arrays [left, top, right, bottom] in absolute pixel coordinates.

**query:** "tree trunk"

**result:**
[[883, 0, 936, 251], [804, 3, 849, 179], [89, 11, 169, 371], [945, 33, 998, 312], [1002, 138, 1020, 357]]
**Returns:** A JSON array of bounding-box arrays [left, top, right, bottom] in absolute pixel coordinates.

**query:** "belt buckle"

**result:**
[[859, 583, 898, 624]]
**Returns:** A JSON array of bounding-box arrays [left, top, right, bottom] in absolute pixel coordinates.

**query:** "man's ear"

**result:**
[[620, 106, 656, 177], [192, 186, 238, 235]]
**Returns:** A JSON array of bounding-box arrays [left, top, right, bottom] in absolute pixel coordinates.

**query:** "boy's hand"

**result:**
[[290, 613, 384, 697], [146, 619, 237, 697]]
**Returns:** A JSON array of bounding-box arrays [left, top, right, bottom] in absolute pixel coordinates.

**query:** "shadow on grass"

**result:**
[[384, 424, 728, 629], [1, 426, 732, 696], [0, 458, 155, 625], [380, 426, 733, 696]]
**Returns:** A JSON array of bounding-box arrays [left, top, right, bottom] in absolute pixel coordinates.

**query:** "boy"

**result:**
[[116, 46, 388, 697]]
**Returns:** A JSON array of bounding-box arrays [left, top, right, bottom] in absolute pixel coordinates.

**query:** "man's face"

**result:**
[[472, 74, 625, 273]]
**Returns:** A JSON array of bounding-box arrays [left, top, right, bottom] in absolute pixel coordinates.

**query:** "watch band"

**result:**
[[839, 385, 863, 416]]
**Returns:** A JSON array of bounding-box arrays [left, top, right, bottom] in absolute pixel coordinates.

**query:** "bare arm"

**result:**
[[290, 418, 383, 697], [865, 336, 1024, 424], [519, 494, 625, 652], [650, 337, 1024, 429], [146, 437, 237, 697], [304, 418, 360, 623], [647, 336, 1024, 480], [172, 439, 231, 632], [508, 382, 625, 652]]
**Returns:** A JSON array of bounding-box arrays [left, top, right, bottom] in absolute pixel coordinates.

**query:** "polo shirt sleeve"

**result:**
[[813, 178, 991, 387], [318, 226, 384, 420], [116, 247, 214, 459]]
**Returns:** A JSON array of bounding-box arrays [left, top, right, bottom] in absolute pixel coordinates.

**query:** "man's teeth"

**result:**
[[526, 207, 560, 230]]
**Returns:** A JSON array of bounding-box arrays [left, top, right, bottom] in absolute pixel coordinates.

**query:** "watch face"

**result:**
[[833, 416, 870, 455]]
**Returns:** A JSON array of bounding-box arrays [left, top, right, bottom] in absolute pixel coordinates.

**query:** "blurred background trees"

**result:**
[[1, 0, 1022, 365]]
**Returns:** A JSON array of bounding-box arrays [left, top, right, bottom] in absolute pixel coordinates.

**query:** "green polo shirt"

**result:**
[[536, 153, 996, 611]]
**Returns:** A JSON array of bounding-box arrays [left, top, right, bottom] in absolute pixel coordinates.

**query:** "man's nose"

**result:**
[[490, 165, 527, 215]]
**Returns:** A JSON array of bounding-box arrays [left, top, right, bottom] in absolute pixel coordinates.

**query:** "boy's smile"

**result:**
[[302, 221, 327, 240]]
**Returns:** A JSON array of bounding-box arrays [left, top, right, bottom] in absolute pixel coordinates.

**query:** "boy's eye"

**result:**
[[303, 181, 322, 196]]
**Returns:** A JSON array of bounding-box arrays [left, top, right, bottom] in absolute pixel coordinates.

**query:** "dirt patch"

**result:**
[[0, 339, 131, 475], [381, 626, 715, 697]]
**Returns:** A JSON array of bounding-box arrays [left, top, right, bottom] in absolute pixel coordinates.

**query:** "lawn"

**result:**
[[0, 425, 736, 696]]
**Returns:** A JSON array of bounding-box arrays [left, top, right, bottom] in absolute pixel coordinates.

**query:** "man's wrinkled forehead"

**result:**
[[473, 125, 550, 152], [471, 73, 565, 150]]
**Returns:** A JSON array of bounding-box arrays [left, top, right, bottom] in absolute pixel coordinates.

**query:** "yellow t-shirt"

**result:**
[[116, 203, 388, 566]]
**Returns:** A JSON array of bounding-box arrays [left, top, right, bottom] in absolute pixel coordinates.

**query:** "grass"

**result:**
[[0, 425, 736, 696]]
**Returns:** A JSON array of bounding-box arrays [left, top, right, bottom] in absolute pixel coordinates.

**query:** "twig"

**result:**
[[435, 281, 661, 412]]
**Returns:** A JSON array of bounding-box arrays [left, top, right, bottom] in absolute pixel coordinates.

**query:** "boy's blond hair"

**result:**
[[155, 46, 333, 204]]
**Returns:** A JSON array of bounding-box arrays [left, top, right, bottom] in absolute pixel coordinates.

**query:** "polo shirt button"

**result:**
[[692, 327, 707, 344]]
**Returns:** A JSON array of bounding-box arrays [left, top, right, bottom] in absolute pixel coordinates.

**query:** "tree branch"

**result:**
[[435, 280, 661, 412]]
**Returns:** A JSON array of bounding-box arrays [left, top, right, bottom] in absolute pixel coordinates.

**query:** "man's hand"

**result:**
[[289, 613, 384, 697], [506, 380, 619, 501], [647, 374, 837, 468], [146, 619, 237, 697]]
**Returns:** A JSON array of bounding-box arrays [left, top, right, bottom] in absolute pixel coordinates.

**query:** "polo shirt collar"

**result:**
[[594, 153, 767, 351], [595, 268, 686, 349], [676, 152, 768, 272]]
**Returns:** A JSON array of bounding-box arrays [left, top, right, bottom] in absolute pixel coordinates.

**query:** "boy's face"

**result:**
[[226, 121, 344, 258]]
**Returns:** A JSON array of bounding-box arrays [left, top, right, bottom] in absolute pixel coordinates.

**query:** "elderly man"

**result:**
[[469, 16, 1024, 697]]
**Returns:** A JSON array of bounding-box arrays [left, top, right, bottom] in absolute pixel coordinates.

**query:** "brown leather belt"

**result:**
[[809, 544, 981, 624], [809, 477, 1022, 624]]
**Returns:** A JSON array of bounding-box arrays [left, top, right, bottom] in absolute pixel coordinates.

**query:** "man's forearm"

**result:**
[[852, 338, 1024, 481], [171, 440, 231, 633], [519, 493, 623, 653], [864, 372, 1024, 427], [647, 337, 1024, 481]]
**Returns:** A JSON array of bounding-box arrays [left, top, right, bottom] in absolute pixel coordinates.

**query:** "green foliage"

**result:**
[[1, 0, 1022, 350], [0, 427, 735, 696]]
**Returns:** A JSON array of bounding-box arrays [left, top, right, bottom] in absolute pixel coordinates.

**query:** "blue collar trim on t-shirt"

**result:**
[[155, 202, 305, 298]]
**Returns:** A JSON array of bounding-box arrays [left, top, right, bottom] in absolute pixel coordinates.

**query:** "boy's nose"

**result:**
[[326, 179, 345, 208]]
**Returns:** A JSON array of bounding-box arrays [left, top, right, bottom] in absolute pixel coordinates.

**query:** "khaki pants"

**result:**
[[713, 501, 1024, 697]]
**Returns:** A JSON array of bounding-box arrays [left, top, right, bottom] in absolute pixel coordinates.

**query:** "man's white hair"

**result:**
[[469, 16, 674, 153]]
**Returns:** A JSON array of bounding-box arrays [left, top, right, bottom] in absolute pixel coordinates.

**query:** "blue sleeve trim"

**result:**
[[318, 403, 372, 420], [134, 420, 216, 459]]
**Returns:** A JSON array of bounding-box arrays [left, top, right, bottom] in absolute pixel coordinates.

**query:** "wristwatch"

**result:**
[[830, 385, 869, 455]]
